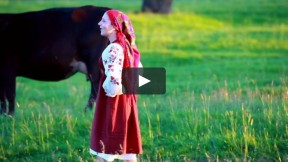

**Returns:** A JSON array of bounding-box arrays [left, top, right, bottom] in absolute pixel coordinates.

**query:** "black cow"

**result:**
[[0, 6, 110, 115]]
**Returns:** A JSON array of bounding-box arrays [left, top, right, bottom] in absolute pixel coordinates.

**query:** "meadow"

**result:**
[[0, 0, 288, 161]]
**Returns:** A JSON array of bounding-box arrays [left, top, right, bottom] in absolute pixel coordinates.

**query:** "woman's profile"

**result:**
[[89, 9, 142, 162]]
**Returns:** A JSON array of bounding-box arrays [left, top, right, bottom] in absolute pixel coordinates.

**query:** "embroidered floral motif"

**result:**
[[110, 76, 119, 85], [109, 46, 119, 55], [108, 55, 116, 63], [107, 46, 120, 63], [118, 58, 122, 65], [107, 65, 114, 72]]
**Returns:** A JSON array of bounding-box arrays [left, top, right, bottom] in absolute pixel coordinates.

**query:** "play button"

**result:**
[[139, 75, 151, 87], [122, 67, 166, 94]]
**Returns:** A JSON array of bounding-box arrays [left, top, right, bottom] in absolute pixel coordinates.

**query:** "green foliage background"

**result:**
[[0, 0, 287, 161]]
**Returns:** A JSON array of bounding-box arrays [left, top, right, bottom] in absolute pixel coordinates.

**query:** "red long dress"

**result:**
[[90, 43, 142, 155]]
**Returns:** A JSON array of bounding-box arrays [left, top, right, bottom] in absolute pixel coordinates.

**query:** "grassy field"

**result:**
[[0, 0, 288, 161]]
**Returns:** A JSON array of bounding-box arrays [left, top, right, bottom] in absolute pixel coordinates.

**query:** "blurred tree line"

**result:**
[[1, 0, 173, 14], [142, 0, 172, 13]]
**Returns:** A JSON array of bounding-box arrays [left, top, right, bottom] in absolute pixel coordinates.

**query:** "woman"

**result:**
[[89, 10, 142, 162]]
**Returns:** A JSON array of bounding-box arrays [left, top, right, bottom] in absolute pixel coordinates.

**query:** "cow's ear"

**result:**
[[72, 8, 89, 23]]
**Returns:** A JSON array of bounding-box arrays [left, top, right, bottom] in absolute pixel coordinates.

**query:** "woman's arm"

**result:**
[[102, 43, 124, 97]]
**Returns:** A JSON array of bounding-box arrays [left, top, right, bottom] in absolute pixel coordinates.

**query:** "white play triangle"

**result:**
[[139, 75, 151, 87]]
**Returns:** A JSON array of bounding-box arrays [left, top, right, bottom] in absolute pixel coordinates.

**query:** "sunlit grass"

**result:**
[[139, 81, 288, 161]]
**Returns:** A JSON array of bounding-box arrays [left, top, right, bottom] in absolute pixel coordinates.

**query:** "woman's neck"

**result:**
[[108, 32, 117, 43]]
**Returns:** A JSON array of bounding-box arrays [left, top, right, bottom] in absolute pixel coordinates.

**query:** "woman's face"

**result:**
[[98, 13, 115, 37]]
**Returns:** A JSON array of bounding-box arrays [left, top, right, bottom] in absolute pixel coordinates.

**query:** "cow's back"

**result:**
[[0, 6, 109, 81]]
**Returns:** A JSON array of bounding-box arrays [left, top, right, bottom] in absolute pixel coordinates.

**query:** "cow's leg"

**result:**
[[84, 39, 108, 112], [85, 72, 100, 111], [5, 74, 16, 115], [0, 78, 7, 115], [0, 98, 6, 115], [85, 83, 96, 111]]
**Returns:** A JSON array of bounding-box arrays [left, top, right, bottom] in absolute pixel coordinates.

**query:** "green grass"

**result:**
[[1, 0, 288, 161]]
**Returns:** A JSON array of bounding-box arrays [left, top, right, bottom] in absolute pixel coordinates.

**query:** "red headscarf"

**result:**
[[106, 10, 140, 68]]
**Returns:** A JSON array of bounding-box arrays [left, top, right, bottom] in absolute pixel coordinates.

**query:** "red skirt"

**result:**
[[90, 60, 142, 154]]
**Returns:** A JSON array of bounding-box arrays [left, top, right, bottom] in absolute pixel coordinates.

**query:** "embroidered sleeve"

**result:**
[[102, 44, 124, 97]]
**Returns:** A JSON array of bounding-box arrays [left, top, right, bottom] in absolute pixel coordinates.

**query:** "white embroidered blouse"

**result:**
[[101, 43, 124, 97]]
